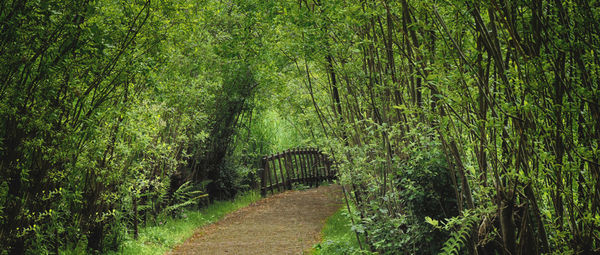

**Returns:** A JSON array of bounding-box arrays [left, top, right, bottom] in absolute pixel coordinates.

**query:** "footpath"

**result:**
[[168, 185, 342, 255]]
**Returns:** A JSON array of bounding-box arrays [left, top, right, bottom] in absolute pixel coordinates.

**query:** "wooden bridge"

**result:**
[[260, 148, 336, 196]]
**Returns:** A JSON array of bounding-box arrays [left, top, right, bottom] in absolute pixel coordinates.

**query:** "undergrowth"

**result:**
[[62, 191, 260, 255], [313, 206, 370, 255]]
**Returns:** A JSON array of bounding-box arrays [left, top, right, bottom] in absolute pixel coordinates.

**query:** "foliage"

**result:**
[[63, 191, 260, 255], [340, 135, 456, 254], [2, 0, 600, 253], [313, 207, 370, 255], [267, 0, 600, 254], [0, 0, 269, 253], [435, 211, 480, 255], [163, 181, 207, 217], [392, 138, 457, 254]]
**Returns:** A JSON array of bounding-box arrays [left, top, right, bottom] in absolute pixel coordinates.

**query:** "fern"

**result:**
[[438, 212, 478, 255], [164, 181, 208, 215]]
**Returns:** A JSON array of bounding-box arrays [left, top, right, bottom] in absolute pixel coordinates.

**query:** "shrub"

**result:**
[[359, 139, 457, 255]]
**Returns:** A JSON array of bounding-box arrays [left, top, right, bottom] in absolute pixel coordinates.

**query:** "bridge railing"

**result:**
[[260, 148, 335, 196]]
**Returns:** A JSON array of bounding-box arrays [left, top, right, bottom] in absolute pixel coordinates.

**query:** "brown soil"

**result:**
[[168, 184, 343, 255]]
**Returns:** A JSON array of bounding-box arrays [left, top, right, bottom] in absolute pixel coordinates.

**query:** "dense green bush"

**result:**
[[394, 141, 457, 254], [355, 139, 457, 255], [397, 144, 457, 220]]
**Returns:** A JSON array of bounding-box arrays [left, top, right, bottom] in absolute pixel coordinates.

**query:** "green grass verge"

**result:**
[[105, 190, 261, 255], [313, 206, 364, 255]]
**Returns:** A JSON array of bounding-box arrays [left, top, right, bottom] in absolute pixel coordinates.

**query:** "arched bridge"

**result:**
[[260, 148, 336, 196]]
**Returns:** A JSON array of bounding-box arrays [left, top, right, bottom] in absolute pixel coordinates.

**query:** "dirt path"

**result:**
[[168, 185, 343, 255]]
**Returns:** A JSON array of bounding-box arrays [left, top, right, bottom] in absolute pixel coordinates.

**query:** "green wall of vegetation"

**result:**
[[1, 0, 599, 254]]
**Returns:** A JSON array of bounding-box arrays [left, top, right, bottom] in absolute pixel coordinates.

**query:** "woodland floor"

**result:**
[[167, 184, 343, 255]]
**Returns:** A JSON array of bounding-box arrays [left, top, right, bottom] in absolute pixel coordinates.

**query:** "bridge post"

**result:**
[[298, 149, 306, 186], [276, 153, 286, 191], [284, 149, 293, 190], [269, 154, 279, 193], [324, 155, 331, 180], [260, 157, 267, 197], [291, 149, 299, 184], [301, 149, 308, 186], [312, 149, 319, 187], [307, 148, 313, 187], [317, 151, 324, 183], [306, 149, 313, 187]]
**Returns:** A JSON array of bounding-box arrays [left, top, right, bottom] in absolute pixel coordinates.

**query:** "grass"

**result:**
[[312, 206, 365, 255], [106, 190, 261, 255]]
